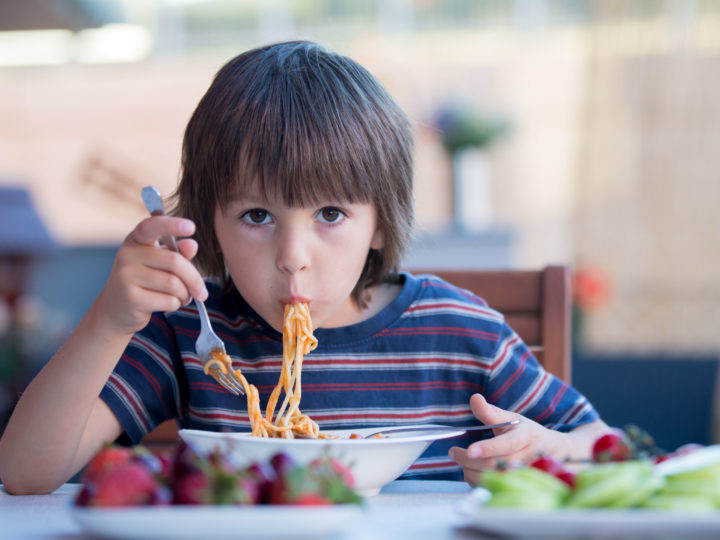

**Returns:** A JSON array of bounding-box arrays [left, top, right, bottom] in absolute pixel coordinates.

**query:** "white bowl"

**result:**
[[178, 425, 464, 496]]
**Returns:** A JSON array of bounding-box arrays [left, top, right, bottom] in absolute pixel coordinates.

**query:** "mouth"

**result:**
[[279, 296, 311, 307]]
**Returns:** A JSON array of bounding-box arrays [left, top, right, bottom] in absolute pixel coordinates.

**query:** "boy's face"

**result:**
[[214, 184, 384, 332]]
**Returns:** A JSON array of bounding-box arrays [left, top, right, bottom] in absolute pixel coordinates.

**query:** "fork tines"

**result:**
[[208, 365, 245, 395], [205, 359, 245, 395]]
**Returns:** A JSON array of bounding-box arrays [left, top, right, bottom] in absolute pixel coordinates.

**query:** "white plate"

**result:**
[[458, 488, 720, 537], [179, 425, 465, 496], [72, 503, 363, 540]]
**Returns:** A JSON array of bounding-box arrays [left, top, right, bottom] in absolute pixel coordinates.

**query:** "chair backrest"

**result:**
[[409, 265, 572, 382]]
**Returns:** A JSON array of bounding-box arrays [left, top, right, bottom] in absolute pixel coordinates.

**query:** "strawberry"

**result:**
[[311, 457, 355, 489], [529, 455, 576, 488], [246, 462, 275, 504], [592, 432, 633, 463], [90, 462, 158, 507], [83, 446, 133, 484], [172, 442, 203, 478], [529, 455, 564, 475], [294, 493, 332, 505], [206, 450, 258, 505], [267, 462, 324, 505], [270, 452, 294, 476], [554, 470, 577, 490], [74, 483, 97, 507], [173, 470, 211, 505]]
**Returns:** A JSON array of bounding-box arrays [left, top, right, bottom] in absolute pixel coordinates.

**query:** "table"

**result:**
[[1, 480, 482, 540], [5, 480, 720, 539]]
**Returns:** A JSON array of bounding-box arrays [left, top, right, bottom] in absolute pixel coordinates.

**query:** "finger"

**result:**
[[123, 245, 207, 303], [176, 238, 199, 261], [449, 446, 500, 471], [466, 426, 532, 460], [469, 393, 519, 426], [130, 265, 193, 305], [129, 216, 195, 247], [462, 465, 484, 487], [127, 283, 185, 314]]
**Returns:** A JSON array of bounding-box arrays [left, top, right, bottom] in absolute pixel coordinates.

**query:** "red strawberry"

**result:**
[[270, 453, 294, 476], [555, 470, 577, 489], [173, 442, 202, 477], [90, 462, 158, 507], [74, 483, 97, 507], [233, 473, 261, 505], [267, 463, 322, 505], [311, 457, 355, 489], [529, 455, 576, 488], [592, 432, 633, 462], [173, 470, 211, 505], [529, 455, 564, 475], [83, 446, 133, 484], [246, 462, 275, 504], [294, 493, 331, 505]]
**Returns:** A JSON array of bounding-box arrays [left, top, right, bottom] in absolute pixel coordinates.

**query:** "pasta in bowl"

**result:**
[[184, 301, 464, 495], [179, 425, 464, 496]]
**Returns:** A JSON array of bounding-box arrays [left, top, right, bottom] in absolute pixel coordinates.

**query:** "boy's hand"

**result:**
[[448, 393, 564, 486], [95, 215, 209, 336]]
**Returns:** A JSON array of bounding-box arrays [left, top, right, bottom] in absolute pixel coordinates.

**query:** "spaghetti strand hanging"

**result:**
[[205, 302, 320, 438]]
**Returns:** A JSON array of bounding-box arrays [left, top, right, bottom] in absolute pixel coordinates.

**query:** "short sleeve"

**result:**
[[485, 321, 598, 431], [100, 313, 185, 444]]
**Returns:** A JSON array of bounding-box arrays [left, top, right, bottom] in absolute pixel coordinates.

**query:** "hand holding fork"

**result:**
[[141, 186, 245, 396]]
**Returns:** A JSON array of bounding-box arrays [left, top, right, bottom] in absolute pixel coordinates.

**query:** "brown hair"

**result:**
[[171, 41, 414, 307]]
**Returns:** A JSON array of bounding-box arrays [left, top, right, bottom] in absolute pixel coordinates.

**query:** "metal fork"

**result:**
[[141, 186, 244, 395]]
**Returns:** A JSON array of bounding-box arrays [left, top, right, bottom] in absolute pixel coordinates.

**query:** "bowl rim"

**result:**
[[178, 424, 466, 445]]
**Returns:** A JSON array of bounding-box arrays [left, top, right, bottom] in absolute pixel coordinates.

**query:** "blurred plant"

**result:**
[[573, 265, 613, 312], [432, 102, 511, 155], [572, 264, 613, 351]]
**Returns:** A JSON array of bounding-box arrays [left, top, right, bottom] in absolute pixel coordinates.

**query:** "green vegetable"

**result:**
[[568, 461, 657, 508], [642, 493, 717, 512], [481, 467, 569, 509]]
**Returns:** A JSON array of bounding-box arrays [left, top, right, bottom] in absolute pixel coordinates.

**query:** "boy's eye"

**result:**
[[317, 207, 344, 224], [242, 209, 271, 224]]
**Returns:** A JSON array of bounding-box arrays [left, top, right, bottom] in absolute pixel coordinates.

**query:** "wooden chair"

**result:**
[[141, 420, 180, 453], [141, 264, 572, 451], [409, 265, 572, 383]]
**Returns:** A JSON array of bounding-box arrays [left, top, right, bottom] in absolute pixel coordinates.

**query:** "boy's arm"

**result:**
[[0, 215, 206, 494], [0, 300, 129, 494]]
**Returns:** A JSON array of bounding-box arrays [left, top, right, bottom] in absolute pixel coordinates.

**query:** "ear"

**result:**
[[370, 227, 385, 250]]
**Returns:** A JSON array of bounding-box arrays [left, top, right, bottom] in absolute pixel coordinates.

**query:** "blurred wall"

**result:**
[[1, 2, 720, 357]]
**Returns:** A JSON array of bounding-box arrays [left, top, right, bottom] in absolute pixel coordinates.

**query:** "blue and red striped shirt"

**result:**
[[100, 272, 598, 480]]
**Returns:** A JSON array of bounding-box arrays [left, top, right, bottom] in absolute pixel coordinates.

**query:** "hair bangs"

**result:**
[[230, 58, 386, 208], [235, 130, 378, 210]]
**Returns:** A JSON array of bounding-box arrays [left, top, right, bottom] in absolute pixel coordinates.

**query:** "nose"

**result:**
[[275, 225, 310, 275]]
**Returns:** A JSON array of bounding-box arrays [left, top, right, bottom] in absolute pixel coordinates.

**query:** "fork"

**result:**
[[360, 420, 520, 439], [141, 186, 245, 396]]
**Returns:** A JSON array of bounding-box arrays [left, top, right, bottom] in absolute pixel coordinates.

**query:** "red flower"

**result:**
[[573, 265, 612, 311]]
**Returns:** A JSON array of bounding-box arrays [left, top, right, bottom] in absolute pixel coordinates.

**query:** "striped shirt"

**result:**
[[100, 272, 598, 480]]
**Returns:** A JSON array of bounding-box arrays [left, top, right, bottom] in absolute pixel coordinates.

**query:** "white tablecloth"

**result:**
[[5, 480, 720, 539], [1, 480, 481, 540]]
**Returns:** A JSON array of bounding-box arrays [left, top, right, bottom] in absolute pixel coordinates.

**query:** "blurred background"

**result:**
[[1, 0, 719, 451]]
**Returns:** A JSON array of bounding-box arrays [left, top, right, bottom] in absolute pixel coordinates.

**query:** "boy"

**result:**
[[0, 41, 609, 494]]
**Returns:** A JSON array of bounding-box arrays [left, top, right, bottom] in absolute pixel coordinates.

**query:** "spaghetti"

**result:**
[[205, 303, 320, 438]]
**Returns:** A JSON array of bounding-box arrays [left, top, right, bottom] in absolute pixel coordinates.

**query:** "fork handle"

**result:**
[[141, 186, 180, 252]]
